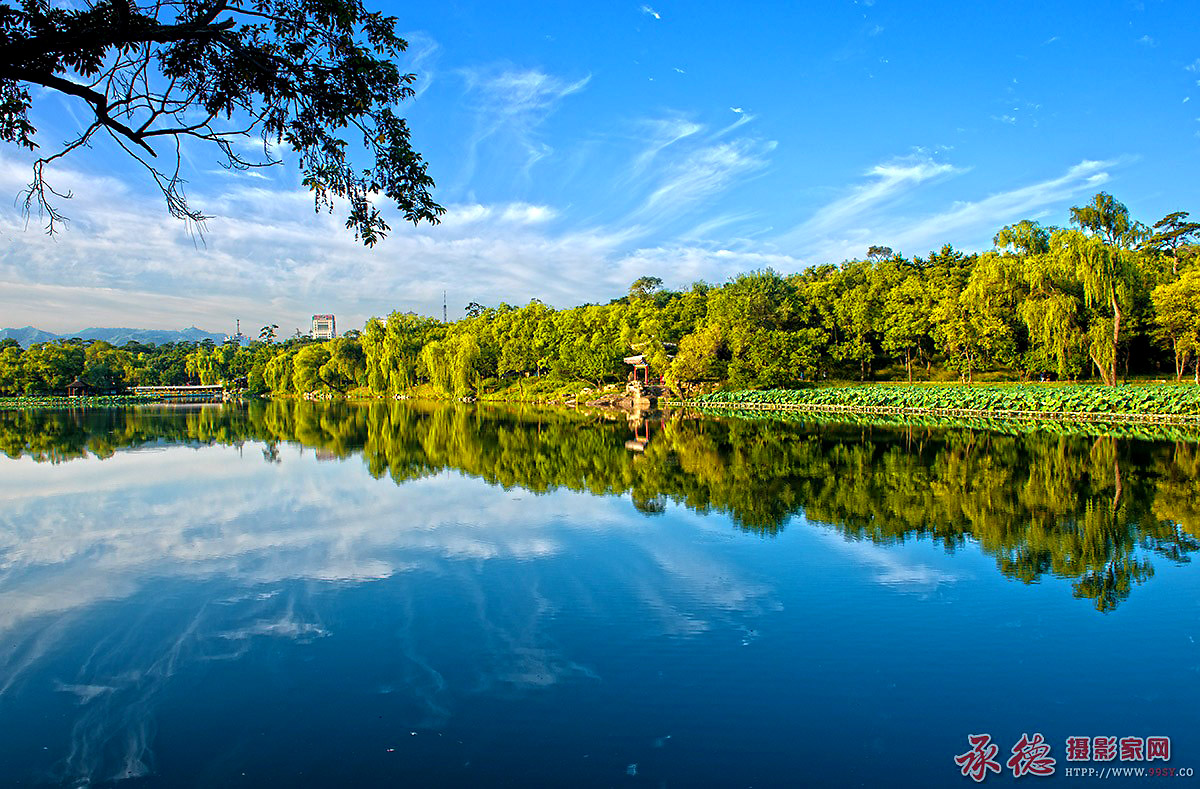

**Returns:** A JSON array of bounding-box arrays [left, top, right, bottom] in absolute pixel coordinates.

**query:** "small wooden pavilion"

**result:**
[[624, 344, 675, 385], [624, 354, 652, 384], [66, 378, 90, 397]]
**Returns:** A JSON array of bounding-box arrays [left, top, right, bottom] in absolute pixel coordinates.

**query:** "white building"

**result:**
[[311, 314, 336, 339]]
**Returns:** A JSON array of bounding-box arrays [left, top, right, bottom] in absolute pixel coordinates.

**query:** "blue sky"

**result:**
[[1, 0, 1198, 334]]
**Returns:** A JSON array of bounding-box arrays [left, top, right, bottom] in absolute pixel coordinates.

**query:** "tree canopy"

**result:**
[[0, 0, 443, 242], [2, 193, 1197, 396]]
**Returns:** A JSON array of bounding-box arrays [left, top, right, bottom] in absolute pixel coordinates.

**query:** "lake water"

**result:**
[[1, 402, 1198, 786]]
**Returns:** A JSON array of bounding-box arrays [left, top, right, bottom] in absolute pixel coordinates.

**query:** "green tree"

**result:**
[[1058, 227, 1140, 386], [994, 220, 1051, 256], [1069, 192, 1146, 248], [292, 344, 333, 393], [20, 341, 83, 393], [0, 345, 23, 394], [319, 338, 367, 393], [628, 276, 664, 301], [185, 347, 226, 385], [264, 350, 297, 393], [669, 324, 727, 384], [82, 341, 136, 391], [829, 262, 881, 380], [881, 274, 931, 382], [1144, 211, 1200, 276], [1010, 194, 1148, 386], [1151, 270, 1200, 382]]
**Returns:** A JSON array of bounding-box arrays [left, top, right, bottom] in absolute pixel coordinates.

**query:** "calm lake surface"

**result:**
[[1, 402, 1199, 787]]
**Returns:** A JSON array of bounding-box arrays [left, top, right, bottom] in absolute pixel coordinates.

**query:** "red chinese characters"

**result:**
[[1121, 737, 1145, 761], [1065, 736, 1090, 761], [958, 732, 1173, 781], [1092, 736, 1118, 762], [1008, 732, 1056, 777], [955, 734, 1002, 783], [1147, 737, 1171, 762]]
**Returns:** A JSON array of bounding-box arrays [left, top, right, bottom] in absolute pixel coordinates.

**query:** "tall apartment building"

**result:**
[[311, 314, 336, 339]]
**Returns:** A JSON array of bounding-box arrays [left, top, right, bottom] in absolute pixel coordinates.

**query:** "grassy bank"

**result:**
[[390, 379, 613, 405], [679, 384, 1200, 422]]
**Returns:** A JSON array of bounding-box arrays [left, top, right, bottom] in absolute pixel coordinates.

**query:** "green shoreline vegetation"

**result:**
[[3, 193, 1199, 420], [686, 384, 1200, 421]]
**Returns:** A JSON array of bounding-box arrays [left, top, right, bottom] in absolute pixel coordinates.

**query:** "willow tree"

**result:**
[[360, 318, 389, 393], [1069, 193, 1146, 249], [1054, 230, 1139, 386], [1054, 194, 1146, 385], [361, 312, 443, 394], [451, 334, 482, 398], [262, 349, 296, 393], [318, 338, 367, 393], [291, 343, 332, 393]]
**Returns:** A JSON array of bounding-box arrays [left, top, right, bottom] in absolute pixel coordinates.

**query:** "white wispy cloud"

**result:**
[[437, 201, 559, 228], [776, 155, 961, 252], [401, 31, 440, 101], [713, 111, 754, 138], [778, 158, 1118, 264], [878, 159, 1116, 252], [678, 211, 759, 241], [630, 115, 704, 175], [457, 66, 591, 186], [0, 114, 1133, 338], [636, 139, 775, 222]]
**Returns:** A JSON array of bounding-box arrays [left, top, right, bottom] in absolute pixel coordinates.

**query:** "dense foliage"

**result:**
[[3, 400, 1198, 612], [1, 194, 1197, 398], [0, 333, 363, 396]]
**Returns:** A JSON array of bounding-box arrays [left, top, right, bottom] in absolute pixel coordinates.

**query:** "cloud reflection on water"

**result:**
[[0, 441, 777, 784]]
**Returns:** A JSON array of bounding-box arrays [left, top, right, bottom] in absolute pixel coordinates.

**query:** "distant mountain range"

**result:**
[[0, 326, 233, 347]]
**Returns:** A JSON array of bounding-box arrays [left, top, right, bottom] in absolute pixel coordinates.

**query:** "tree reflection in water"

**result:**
[[2, 400, 1198, 611]]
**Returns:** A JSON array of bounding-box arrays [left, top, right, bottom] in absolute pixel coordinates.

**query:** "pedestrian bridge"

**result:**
[[130, 384, 224, 401]]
